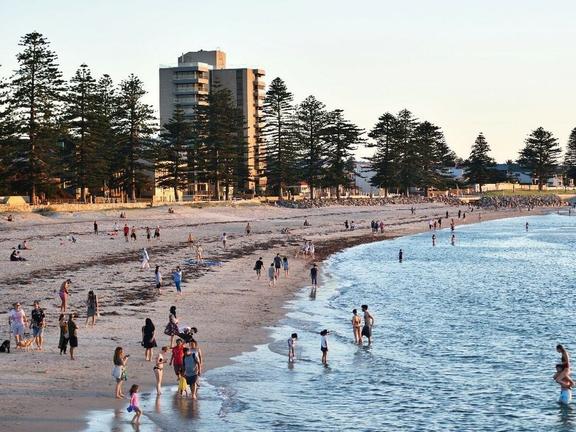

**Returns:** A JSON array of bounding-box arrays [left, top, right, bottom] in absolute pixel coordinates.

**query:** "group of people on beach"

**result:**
[[286, 304, 375, 367]]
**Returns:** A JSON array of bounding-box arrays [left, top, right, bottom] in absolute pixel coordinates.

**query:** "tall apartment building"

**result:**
[[159, 50, 266, 195]]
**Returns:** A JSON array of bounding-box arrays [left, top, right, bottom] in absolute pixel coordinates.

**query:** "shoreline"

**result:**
[[0, 203, 552, 431]]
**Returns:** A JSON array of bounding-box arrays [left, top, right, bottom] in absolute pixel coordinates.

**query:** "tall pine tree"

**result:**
[[413, 120, 454, 195], [394, 109, 419, 194], [465, 132, 495, 192], [323, 109, 364, 199], [263, 77, 296, 197], [154, 108, 192, 200], [367, 112, 398, 196], [9, 32, 66, 202], [517, 127, 561, 191], [65, 64, 98, 201], [115, 74, 155, 201], [294, 95, 329, 199], [93, 74, 118, 196], [563, 127, 576, 185]]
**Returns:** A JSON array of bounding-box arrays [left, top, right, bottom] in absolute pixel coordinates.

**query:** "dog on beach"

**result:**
[[0, 340, 10, 353], [16, 338, 34, 351]]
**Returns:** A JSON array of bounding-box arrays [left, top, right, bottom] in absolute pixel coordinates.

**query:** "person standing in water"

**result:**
[[254, 257, 264, 279], [451, 234, 456, 246], [310, 263, 319, 288], [398, 249, 403, 263], [432, 234, 436, 247], [351, 309, 362, 344], [525, 221, 529, 231], [320, 329, 329, 365], [154, 346, 168, 395], [288, 333, 298, 362], [361, 304, 375, 345]]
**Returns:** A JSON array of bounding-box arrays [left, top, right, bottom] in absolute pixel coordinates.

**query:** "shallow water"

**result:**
[[85, 214, 576, 431]]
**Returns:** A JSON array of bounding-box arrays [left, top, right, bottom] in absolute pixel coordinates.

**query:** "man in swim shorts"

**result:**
[[361, 304, 374, 345]]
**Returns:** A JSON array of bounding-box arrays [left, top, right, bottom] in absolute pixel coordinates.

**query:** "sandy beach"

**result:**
[[0, 202, 548, 431]]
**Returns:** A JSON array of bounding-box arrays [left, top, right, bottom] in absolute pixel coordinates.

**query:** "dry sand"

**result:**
[[0, 202, 547, 431]]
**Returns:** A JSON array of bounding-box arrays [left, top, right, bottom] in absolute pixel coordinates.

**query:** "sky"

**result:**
[[0, 0, 575, 162]]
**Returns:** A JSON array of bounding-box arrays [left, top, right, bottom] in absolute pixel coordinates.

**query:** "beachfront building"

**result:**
[[159, 50, 266, 198]]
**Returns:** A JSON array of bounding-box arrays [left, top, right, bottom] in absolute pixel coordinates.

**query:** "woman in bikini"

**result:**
[[351, 309, 362, 344]]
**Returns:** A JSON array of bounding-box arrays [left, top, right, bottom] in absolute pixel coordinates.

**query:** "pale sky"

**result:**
[[1, 0, 574, 162]]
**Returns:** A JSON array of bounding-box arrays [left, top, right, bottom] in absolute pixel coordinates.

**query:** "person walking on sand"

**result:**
[[154, 225, 161, 239], [274, 253, 282, 278], [154, 346, 168, 395], [310, 263, 319, 288], [68, 313, 78, 360], [288, 333, 298, 362], [128, 384, 142, 425], [123, 224, 129, 242], [141, 247, 150, 270], [283, 256, 289, 277], [320, 329, 329, 366], [155, 266, 162, 294], [58, 313, 68, 355], [361, 304, 375, 345], [245, 222, 251, 236], [173, 266, 183, 295], [254, 257, 264, 279], [221, 232, 227, 249], [59, 279, 71, 313], [146, 226, 151, 241], [9, 303, 27, 346], [85, 290, 99, 327], [351, 309, 362, 344], [165, 306, 179, 347], [112, 346, 129, 398], [30, 300, 46, 351], [268, 263, 276, 287], [93, 220, 98, 235], [131, 226, 137, 241], [142, 318, 157, 361]]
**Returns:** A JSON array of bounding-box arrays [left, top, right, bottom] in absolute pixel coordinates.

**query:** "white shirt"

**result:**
[[321, 335, 328, 349], [9, 309, 25, 326]]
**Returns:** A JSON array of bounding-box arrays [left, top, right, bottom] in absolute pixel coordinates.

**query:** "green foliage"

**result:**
[[366, 113, 398, 195], [323, 109, 364, 198], [263, 77, 297, 197], [115, 74, 156, 201], [464, 132, 496, 191], [293, 95, 330, 199], [517, 127, 561, 191], [563, 128, 576, 183], [9, 31, 66, 200], [154, 108, 193, 200]]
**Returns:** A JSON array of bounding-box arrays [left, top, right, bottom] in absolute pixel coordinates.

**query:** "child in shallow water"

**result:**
[[128, 384, 142, 424]]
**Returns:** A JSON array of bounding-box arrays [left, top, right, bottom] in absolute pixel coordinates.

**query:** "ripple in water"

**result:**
[[84, 214, 576, 431]]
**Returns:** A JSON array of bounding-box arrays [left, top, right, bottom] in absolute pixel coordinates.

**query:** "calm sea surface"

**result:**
[[86, 213, 576, 431]]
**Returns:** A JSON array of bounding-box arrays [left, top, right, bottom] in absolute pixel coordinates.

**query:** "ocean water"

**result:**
[[86, 213, 576, 431]]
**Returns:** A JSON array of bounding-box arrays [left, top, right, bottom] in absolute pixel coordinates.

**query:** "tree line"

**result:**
[[1, 32, 575, 202]]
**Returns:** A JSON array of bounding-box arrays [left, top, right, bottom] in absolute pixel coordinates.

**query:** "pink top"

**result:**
[[130, 393, 139, 408]]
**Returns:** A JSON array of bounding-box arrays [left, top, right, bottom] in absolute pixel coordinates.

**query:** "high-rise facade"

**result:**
[[158, 50, 266, 195]]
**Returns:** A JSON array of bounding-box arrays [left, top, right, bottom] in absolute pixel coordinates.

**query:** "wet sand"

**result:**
[[0, 202, 548, 431]]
